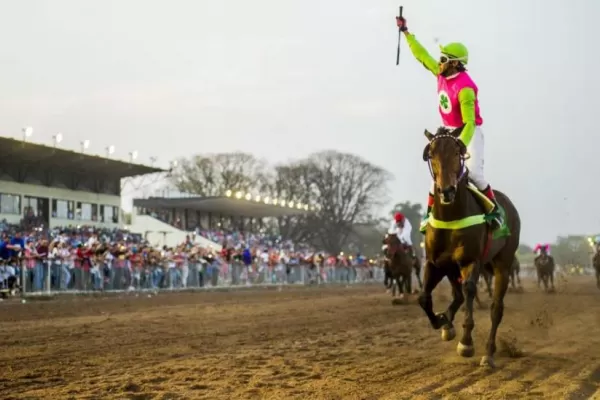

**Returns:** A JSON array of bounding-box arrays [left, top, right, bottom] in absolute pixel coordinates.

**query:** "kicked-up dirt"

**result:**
[[0, 275, 599, 399]]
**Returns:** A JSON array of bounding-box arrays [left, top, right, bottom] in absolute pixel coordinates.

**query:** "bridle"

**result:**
[[384, 235, 402, 261], [422, 133, 469, 182]]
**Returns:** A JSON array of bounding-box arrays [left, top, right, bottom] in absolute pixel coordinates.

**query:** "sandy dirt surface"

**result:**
[[1, 276, 599, 400]]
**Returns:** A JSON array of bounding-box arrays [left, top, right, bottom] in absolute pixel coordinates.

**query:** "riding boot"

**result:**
[[482, 185, 504, 228], [419, 193, 435, 233]]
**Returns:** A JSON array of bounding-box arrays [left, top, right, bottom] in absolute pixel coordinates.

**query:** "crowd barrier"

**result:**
[[0, 259, 386, 295]]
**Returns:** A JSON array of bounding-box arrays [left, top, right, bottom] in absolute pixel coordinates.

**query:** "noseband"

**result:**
[[422, 134, 469, 182]]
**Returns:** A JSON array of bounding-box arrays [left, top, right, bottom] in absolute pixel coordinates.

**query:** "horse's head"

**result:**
[[423, 126, 468, 204], [383, 234, 402, 259]]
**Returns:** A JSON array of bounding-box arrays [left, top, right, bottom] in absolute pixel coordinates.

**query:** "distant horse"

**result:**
[[534, 248, 555, 292], [481, 256, 521, 294], [420, 127, 521, 368], [593, 248, 600, 290], [382, 234, 413, 300], [510, 257, 521, 289], [480, 264, 493, 297]]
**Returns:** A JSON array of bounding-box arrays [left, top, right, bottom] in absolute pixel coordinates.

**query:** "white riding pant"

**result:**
[[429, 126, 488, 193]]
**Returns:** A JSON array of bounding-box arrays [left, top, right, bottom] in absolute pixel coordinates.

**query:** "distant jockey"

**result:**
[[533, 243, 551, 257], [382, 212, 415, 258]]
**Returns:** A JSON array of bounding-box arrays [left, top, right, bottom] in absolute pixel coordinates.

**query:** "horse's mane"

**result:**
[[434, 126, 464, 138]]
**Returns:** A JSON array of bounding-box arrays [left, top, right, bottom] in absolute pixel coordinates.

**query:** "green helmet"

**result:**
[[439, 42, 469, 64]]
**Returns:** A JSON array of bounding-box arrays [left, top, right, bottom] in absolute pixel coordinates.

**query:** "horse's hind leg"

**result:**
[[550, 270, 555, 290], [457, 261, 480, 358], [418, 261, 447, 329], [481, 261, 510, 368]]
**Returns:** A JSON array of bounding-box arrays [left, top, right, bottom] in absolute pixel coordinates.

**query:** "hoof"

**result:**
[[441, 326, 456, 341], [412, 289, 419, 294], [480, 355, 496, 368], [399, 293, 405, 300], [457, 342, 475, 358], [386, 289, 391, 294]]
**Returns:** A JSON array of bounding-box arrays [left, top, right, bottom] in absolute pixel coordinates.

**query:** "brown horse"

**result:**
[[382, 234, 413, 299], [534, 249, 555, 292], [420, 127, 521, 368], [412, 255, 423, 292], [593, 249, 600, 290]]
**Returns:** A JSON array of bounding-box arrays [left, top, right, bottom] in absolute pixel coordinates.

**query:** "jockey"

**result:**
[[533, 243, 551, 257], [395, 15, 503, 233], [382, 212, 415, 257]]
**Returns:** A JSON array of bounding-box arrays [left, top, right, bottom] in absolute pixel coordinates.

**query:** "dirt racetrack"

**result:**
[[1, 275, 599, 400]]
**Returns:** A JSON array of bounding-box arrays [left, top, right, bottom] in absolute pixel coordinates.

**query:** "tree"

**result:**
[[263, 162, 318, 244], [308, 150, 392, 254], [170, 152, 266, 196], [170, 149, 392, 254], [552, 235, 593, 267], [390, 201, 424, 256]]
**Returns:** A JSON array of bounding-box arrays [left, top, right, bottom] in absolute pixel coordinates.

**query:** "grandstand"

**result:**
[[131, 191, 314, 248], [0, 135, 164, 229]]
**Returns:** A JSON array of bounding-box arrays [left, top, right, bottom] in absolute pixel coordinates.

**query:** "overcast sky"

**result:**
[[0, 0, 595, 245]]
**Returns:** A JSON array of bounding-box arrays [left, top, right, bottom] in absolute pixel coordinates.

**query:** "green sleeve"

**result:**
[[458, 88, 477, 146], [405, 33, 439, 76]]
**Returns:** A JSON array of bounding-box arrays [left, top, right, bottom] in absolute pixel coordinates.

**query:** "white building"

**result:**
[[0, 135, 164, 229]]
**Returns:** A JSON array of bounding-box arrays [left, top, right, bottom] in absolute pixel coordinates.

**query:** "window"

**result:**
[[101, 205, 119, 223], [0, 193, 21, 215], [91, 204, 98, 221], [23, 196, 39, 217], [51, 199, 74, 219], [76, 202, 93, 221]]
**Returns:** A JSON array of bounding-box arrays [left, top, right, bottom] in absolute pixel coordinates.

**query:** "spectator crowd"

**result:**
[[0, 218, 379, 294]]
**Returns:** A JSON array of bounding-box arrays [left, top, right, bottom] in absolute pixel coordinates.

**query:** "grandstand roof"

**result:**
[[0, 136, 166, 179], [133, 196, 312, 218]]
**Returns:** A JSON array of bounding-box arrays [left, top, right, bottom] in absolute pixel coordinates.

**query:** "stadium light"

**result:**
[[263, 197, 270, 204], [225, 190, 232, 197], [106, 145, 115, 158], [303, 204, 309, 211], [235, 191, 243, 199], [254, 195, 261, 202], [129, 150, 138, 162], [244, 193, 252, 201], [288, 201, 294, 208], [22, 126, 33, 141], [80, 140, 90, 153], [52, 133, 63, 147]]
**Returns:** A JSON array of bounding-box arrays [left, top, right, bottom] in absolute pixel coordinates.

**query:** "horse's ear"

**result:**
[[422, 144, 431, 161], [451, 126, 465, 138], [424, 129, 435, 141]]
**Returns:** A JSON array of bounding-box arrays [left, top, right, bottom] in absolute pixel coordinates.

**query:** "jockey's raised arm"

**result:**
[[404, 33, 439, 76]]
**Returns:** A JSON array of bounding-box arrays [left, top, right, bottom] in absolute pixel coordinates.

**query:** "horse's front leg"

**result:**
[[418, 261, 446, 330], [457, 261, 480, 358], [550, 269, 555, 290], [438, 265, 464, 342]]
